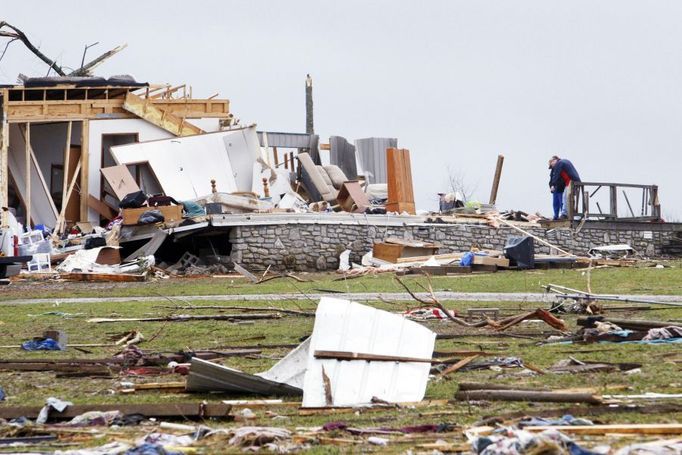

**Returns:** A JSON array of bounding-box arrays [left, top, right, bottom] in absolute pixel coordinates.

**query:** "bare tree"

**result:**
[[445, 165, 477, 202]]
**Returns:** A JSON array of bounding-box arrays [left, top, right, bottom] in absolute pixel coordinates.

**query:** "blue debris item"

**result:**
[[472, 428, 601, 455], [460, 252, 475, 266], [519, 414, 593, 427], [125, 443, 183, 455], [21, 337, 63, 351], [0, 387, 5, 401], [181, 201, 205, 218]]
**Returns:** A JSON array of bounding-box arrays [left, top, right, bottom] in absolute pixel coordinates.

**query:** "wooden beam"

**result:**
[[87, 194, 115, 220], [24, 122, 30, 227], [122, 92, 204, 136], [54, 161, 81, 236], [454, 389, 602, 404], [488, 154, 504, 205], [7, 98, 230, 122], [314, 350, 434, 363], [80, 120, 89, 222]]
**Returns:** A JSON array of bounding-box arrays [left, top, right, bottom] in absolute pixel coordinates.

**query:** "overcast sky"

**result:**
[[3, 1, 681, 219]]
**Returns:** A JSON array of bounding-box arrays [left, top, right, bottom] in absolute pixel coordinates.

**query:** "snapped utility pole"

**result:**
[[489, 154, 504, 205], [305, 74, 314, 134]]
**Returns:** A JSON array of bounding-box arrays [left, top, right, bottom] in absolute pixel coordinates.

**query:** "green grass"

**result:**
[[2, 260, 682, 302], [1, 268, 681, 451]]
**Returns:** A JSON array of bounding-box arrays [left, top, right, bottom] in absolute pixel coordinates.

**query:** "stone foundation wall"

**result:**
[[228, 221, 677, 271]]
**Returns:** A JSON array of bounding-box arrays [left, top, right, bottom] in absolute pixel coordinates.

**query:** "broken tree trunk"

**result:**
[[454, 389, 602, 404], [88, 313, 282, 323]]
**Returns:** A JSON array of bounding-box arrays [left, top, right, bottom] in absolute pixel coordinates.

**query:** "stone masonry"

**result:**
[[228, 219, 679, 271]]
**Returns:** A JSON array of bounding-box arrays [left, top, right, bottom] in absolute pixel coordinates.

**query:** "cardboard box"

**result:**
[[122, 205, 183, 226]]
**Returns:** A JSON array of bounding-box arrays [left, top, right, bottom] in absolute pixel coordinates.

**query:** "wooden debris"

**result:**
[[439, 355, 479, 377], [455, 389, 602, 404], [314, 350, 434, 363], [87, 313, 282, 323]]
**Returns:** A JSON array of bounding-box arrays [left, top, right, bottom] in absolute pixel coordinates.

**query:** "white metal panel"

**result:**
[[302, 297, 436, 408], [257, 337, 310, 389], [110, 126, 261, 200]]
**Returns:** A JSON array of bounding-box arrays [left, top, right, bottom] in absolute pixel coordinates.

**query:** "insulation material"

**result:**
[[110, 126, 261, 200], [301, 297, 436, 408], [8, 125, 58, 227]]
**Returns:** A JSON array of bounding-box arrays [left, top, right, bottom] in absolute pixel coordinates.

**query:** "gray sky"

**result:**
[[3, 1, 681, 219]]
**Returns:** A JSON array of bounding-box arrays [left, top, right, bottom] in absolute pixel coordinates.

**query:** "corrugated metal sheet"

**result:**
[[257, 131, 321, 164], [330, 136, 358, 179], [186, 358, 302, 397], [355, 137, 398, 184], [301, 297, 436, 408]]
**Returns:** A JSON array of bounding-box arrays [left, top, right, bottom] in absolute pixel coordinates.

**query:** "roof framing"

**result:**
[[5, 85, 230, 122]]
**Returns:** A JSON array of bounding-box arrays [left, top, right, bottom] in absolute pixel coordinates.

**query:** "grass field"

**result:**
[[0, 264, 681, 452]]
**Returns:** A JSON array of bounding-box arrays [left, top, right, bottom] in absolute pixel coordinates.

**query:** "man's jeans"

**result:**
[[553, 191, 563, 220]]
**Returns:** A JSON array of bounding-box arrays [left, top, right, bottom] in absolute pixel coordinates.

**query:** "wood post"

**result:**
[[651, 185, 660, 220], [488, 154, 504, 205], [273, 146, 279, 166], [61, 121, 72, 215], [567, 182, 574, 221], [79, 119, 89, 222], [582, 190, 590, 216], [24, 123, 31, 228], [0, 90, 8, 228], [609, 184, 618, 218]]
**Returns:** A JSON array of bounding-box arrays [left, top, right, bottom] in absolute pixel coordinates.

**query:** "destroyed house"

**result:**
[[0, 77, 231, 230]]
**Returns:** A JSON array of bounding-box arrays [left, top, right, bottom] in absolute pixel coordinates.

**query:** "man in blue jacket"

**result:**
[[549, 155, 581, 219]]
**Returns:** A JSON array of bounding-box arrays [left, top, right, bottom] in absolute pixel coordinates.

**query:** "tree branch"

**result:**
[[0, 21, 66, 76], [69, 44, 127, 76]]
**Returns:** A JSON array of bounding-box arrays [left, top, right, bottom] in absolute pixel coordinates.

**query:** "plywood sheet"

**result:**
[[301, 298, 436, 407], [101, 165, 140, 200]]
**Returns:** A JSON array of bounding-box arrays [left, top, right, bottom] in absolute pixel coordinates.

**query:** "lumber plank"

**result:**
[[439, 355, 479, 377], [123, 92, 204, 137]]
